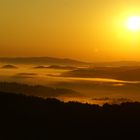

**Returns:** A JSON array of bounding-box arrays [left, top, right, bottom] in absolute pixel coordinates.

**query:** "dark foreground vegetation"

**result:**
[[0, 92, 140, 140]]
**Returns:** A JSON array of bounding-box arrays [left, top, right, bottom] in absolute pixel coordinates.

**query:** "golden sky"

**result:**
[[1, 0, 140, 61]]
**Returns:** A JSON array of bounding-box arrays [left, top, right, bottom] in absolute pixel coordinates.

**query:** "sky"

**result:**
[[1, 0, 140, 62]]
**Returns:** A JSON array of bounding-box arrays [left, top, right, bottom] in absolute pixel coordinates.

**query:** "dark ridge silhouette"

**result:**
[[0, 57, 89, 66], [0, 82, 78, 98], [17, 73, 37, 76], [33, 65, 77, 70], [93, 61, 140, 67], [0, 92, 140, 139], [1, 64, 18, 69], [62, 66, 140, 81], [33, 65, 48, 69], [13, 73, 38, 78], [46, 65, 77, 70]]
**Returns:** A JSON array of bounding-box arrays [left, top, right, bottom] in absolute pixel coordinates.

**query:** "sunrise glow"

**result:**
[[127, 16, 140, 31]]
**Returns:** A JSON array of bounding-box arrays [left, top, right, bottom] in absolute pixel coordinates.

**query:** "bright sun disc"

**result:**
[[127, 16, 140, 31]]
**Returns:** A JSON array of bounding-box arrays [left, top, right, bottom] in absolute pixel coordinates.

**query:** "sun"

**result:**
[[127, 16, 140, 31]]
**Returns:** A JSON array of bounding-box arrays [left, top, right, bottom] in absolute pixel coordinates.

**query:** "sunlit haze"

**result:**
[[1, 0, 140, 61], [1, 1, 140, 137]]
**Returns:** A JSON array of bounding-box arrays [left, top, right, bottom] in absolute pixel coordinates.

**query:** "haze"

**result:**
[[1, 1, 140, 137], [1, 0, 140, 61]]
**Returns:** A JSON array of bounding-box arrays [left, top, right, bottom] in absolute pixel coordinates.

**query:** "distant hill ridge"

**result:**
[[1, 57, 140, 67], [62, 66, 140, 81], [0, 57, 89, 65]]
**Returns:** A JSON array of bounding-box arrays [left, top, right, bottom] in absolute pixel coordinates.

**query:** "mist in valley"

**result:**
[[1, 59, 140, 105]]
